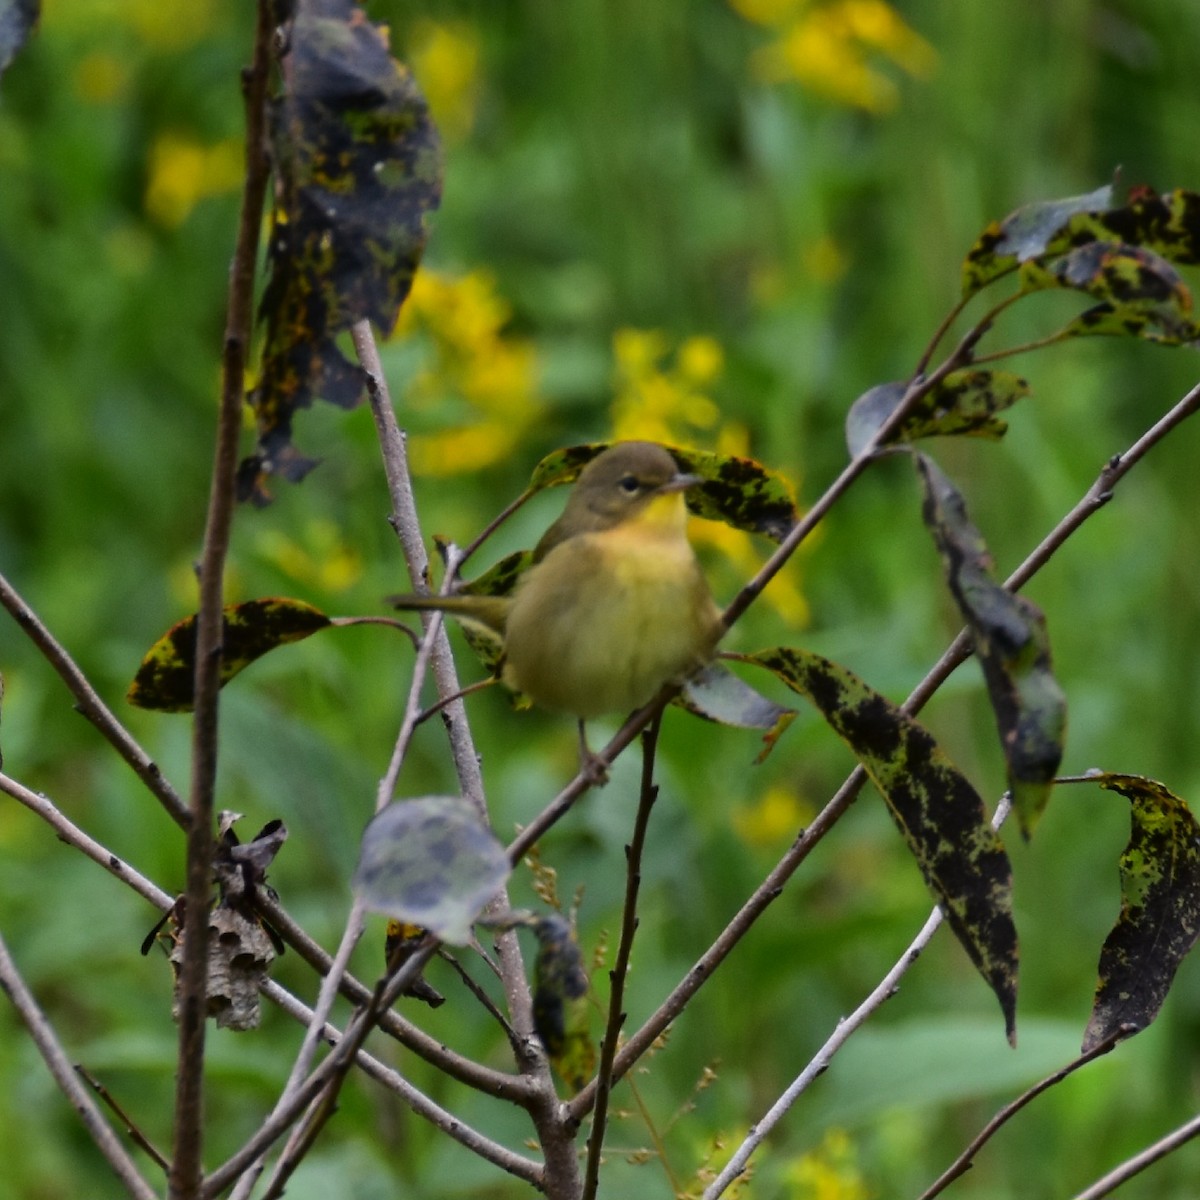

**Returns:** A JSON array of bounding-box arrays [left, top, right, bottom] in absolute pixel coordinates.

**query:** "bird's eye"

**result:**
[[618, 474, 640, 494]]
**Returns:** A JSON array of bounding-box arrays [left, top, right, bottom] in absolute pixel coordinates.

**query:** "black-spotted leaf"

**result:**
[[962, 182, 1114, 298], [354, 797, 510, 945], [241, 0, 442, 502], [1072, 773, 1200, 1052], [383, 919, 445, 1007], [1063, 299, 1200, 345], [677, 662, 797, 763], [127, 598, 332, 711], [526, 442, 799, 542], [746, 645, 1018, 1042], [915, 455, 1066, 836], [529, 913, 595, 1094], [845, 370, 1030, 458]]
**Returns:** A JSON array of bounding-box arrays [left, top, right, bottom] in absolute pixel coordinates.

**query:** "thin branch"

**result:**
[[171, 6, 275, 1193], [1071, 1109, 1200, 1200], [0, 772, 174, 911], [256, 979, 544, 1187], [76, 1065, 172, 1173], [581, 717, 662, 1200], [0, 571, 189, 830], [0, 930, 159, 1200], [703, 794, 1012, 1199], [918, 1023, 1134, 1200]]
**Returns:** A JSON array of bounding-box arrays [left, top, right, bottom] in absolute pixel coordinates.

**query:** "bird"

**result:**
[[391, 441, 721, 764]]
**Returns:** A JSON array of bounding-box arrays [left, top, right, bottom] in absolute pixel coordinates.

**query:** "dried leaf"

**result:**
[[529, 914, 594, 1094], [243, 0, 442, 500], [354, 797, 510, 945], [915, 455, 1066, 836], [676, 662, 797, 762], [746, 645, 1018, 1042], [127, 598, 332, 712]]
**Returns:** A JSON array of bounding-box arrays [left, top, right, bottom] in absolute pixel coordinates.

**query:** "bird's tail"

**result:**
[[388, 592, 510, 637]]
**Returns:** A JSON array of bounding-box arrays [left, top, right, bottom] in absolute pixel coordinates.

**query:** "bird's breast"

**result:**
[[502, 526, 719, 719]]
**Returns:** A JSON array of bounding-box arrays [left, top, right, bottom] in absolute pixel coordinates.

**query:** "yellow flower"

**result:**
[[786, 1129, 871, 1200], [408, 19, 481, 142], [733, 784, 812, 847], [734, 0, 937, 114], [144, 134, 243, 228], [392, 269, 542, 477], [253, 521, 364, 595]]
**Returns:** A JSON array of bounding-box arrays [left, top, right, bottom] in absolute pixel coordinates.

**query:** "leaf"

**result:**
[[526, 441, 800, 542], [127, 598, 333, 712], [676, 662, 797, 763], [915, 455, 1066, 836], [353, 797, 510, 945], [962, 183, 1114, 298], [1063, 300, 1200, 346], [383, 920, 445, 1008], [0, 0, 38, 79], [242, 0, 442, 502], [845, 370, 1030, 457], [529, 914, 595, 1094], [746, 645, 1018, 1042], [1075, 773, 1200, 1052]]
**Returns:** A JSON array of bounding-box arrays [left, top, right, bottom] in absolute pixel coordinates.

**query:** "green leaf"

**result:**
[[242, 0, 442, 503], [1072, 773, 1200, 1052], [676, 662, 797, 762], [745, 645, 1018, 1042], [962, 183, 1114, 298], [526, 441, 800, 542], [126, 598, 333, 712], [353, 797, 511, 945], [529, 913, 595, 1095], [845, 370, 1030, 457], [915, 455, 1066, 836]]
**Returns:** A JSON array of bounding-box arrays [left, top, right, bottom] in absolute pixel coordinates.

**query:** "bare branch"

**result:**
[[919, 1023, 1134, 1200], [0, 930, 159, 1200], [171, 5, 276, 1193], [582, 717, 662, 1200], [0, 570, 188, 829], [1071, 1110, 1200, 1200]]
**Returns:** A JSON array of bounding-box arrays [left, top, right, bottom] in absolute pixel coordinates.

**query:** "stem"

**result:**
[[0, 931, 159, 1200], [1071, 1110, 1200, 1200], [0, 571, 188, 830], [581, 717, 662, 1200], [919, 1023, 1133, 1200], [170, 6, 274, 1195]]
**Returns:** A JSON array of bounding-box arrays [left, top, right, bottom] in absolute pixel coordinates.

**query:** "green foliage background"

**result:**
[[4, 1, 1200, 1197]]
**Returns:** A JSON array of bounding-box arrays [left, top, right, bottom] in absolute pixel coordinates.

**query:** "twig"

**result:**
[[1071, 1109, 1200, 1200], [918, 1023, 1134, 1200], [703, 795, 1013, 1199], [581, 717, 662, 1199], [0, 772, 174, 911], [0, 571, 189, 829], [0, 930, 159, 1200], [170, 6, 275, 1196], [75, 1065, 172, 1173]]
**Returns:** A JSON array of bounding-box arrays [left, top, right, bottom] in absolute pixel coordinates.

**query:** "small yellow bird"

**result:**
[[393, 441, 721, 739]]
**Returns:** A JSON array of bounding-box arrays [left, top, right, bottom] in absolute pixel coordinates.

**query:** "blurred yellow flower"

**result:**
[[45, 0, 219, 48], [732, 0, 937, 114], [408, 19, 481, 142], [786, 1129, 871, 1200], [74, 53, 129, 104], [733, 784, 812, 847], [393, 269, 542, 477], [144, 134, 243, 228]]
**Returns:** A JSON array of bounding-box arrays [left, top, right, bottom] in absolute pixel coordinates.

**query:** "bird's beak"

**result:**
[[657, 472, 702, 495]]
